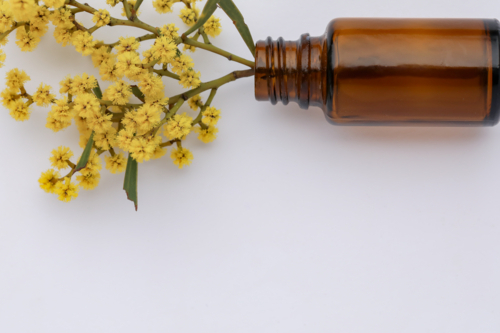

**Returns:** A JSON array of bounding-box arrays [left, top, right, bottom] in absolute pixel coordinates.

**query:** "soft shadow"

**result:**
[[267, 102, 490, 144]]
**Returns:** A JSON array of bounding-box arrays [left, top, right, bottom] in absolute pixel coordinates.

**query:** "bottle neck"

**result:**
[[254, 33, 328, 111]]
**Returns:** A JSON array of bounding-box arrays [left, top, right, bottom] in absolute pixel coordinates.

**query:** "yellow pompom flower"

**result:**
[[153, 0, 174, 14], [74, 93, 101, 119], [54, 177, 79, 202], [86, 112, 113, 134], [201, 106, 221, 126], [171, 54, 194, 75], [129, 136, 156, 163], [50, 97, 74, 123], [179, 69, 201, 88], [30, 6, 50, 37], [53, 25, 73, 46], [115, 51, 143, 78], [92, 9, 110, 27], [10, 0, 36, 22], [203, 16, 222, 38], [59, 75, 72, 94], [115, 36, 140, 54], [30, 20, 49, 39], [77, 171, 100, 190], [170, 146, 193, 169], [152, 145, 166, 159], [94, 127, 117, 150], [50, 6, 74, 28], [8, 99, 31, 121], [138, 73, 164, 99], [6, 68, 30, 90], [188, 94, 202, 111], [135, 103, 161, 132], [44, 0, 66, 9], [32, 83, 55, 107], [38, 169, 61, 193], [116, 128, 135, 151], [70, 73, 97, 95], [46, 113, 71, 132], [15, 28, 40, 52], [151, 36, 176, 64], [72, 31, 96, 56], [1, 87, 18, 108], [164, 112, 193, 139], [121, 109, 139, 132], [99, 58, 122, 82], [49, 146, 73, 169], [194, 125, 218, 143], [179, 7, 197, 26], [141, 48, 154, 64], [105, 153, 127, 174], [0, 2, 14, 33], [106, 80, 132, 105], [91, 46, 114, 68], [160, 23, 179, 39]]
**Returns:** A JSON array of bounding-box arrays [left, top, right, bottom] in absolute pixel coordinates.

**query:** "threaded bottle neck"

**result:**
[[254, 33, 328, 111]]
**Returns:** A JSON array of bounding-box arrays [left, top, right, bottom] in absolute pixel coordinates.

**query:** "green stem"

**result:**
[[151, 99, 185, 137], [123, 0, 132, 20], [137, 33, 156, 42], [0, 22, 27, 41], [153, 69, 180, 80], [201, 30, 211, 45], [87, 25, 100, 34], [168, 69, 254, 105], [205, 88, 217, 106], [67, 0, 159, 36], [109, 17, 158, 36], [159, 139, 178, 148], [134, 0, 144, 10], [192, 88, 217, 126], [176, 36, 254, 68]]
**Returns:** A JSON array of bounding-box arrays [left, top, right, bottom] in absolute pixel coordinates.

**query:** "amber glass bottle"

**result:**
[[255, 18, 500, 125]]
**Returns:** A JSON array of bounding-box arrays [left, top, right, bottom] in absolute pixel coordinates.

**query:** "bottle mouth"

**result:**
[[254, 37, 274, 103]]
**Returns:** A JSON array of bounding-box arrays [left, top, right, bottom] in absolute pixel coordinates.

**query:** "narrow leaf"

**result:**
[[123, 153, 138, 211], [74, 132, 95, 173], [182, 0, 219, 37], [131, 85, 145, 103], [92, 81, 103, 99], [219, 0, 255, 56]]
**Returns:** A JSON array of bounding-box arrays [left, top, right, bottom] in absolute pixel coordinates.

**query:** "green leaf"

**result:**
[[123, 153, 138, 211], [182, 0, 255, 56], [219, 0, 255, 56], [92, 81, 103, 99], [131, 85, 145, 103], [182, 0, 219, 37], [74, 132, 95, 173]]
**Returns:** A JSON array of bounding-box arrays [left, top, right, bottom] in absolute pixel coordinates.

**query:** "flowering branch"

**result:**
[[1, 0, 256, 209]]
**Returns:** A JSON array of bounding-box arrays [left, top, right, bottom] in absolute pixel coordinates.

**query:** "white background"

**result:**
[[1, 0, 500, 332]]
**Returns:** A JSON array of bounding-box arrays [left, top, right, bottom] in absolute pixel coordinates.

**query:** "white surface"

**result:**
[[1, 0, 500, 332]]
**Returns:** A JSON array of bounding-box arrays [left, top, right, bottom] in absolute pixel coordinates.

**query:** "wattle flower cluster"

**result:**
[[0, 0, 254, 209]]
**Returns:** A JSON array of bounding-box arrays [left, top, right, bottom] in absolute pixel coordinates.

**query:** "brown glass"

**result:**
[[255, 18, 500, 125]]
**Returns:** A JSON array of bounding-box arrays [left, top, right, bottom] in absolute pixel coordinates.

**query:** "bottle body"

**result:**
[[255, 18, 500, 126]]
